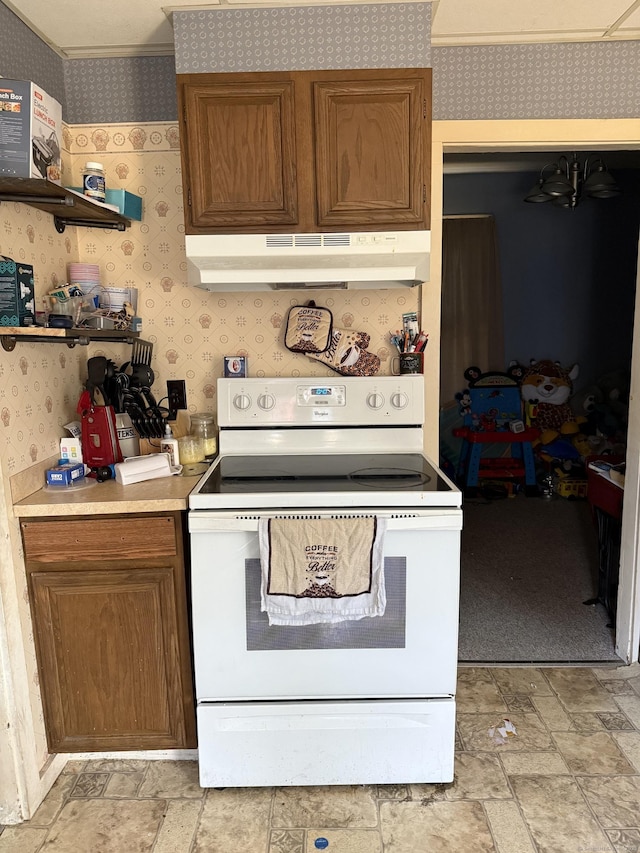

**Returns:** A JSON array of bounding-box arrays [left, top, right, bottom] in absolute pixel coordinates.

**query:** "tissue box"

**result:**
[[0, 79, 62, 183], [46, 461, 85, 486], [0, 256, 34, 327]]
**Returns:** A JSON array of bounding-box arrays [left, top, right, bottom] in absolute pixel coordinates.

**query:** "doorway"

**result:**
[[429, 119, 640, 664]]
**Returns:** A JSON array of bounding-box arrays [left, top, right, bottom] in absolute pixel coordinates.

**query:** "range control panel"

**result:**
[[217, 376, 424, 427]]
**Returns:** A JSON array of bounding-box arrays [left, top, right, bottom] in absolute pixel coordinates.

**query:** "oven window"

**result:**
[[245, 557, 406, 650]]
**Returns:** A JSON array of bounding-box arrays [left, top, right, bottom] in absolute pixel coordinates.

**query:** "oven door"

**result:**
[[189, 509, 462, 701]]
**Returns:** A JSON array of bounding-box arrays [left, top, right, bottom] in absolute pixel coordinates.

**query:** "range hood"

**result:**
[[184, 231, 430, 292]]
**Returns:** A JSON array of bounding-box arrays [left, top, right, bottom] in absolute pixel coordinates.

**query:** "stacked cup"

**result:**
[[68, 263, 101, 309]]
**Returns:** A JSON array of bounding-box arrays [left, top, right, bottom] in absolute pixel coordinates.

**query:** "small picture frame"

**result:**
[[224, 355, 248, 378]]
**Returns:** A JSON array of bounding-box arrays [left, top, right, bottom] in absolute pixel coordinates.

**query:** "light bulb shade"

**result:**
[[584, 167, 621, 198], [540, 167, 574, 197], [524, 154, 622, 209], [524, 180, 552, 203]]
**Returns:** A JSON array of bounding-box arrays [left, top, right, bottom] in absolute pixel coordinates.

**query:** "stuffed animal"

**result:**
[[571, 369, 629, 449], [455, 389, 472, 416], [520, 359, 579, 432]]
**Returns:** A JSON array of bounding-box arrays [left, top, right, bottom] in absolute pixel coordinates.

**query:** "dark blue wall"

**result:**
[[443, 168, 640, 390]]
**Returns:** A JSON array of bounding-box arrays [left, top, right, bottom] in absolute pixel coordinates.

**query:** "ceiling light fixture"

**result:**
[[524, 153, 621, 209]]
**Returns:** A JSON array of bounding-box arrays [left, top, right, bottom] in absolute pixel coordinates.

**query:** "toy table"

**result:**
[[453, 426, 540, 496]]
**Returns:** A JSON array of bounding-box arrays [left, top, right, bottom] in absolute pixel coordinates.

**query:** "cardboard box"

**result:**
[[0, 79, 62, 184], [0, 256, 35, 326], [68, 187, 143, 220], [45, 461, 85, 486]]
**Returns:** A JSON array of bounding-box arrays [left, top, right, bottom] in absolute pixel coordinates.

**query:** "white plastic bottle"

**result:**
[[82, 162, 106, 202], [161, 425, 179, 467]]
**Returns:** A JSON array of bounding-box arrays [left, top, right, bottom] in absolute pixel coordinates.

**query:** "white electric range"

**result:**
[[189, 376, 462, 787]]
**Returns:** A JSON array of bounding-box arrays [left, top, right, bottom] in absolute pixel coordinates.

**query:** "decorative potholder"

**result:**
[[284, 301, 333, 354], [306, 327, 381, 377]]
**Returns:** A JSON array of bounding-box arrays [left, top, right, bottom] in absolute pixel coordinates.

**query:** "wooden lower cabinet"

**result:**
[[21, 512, 196, 752]]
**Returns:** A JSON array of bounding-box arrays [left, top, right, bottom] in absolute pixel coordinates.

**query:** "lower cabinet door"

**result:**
[[30, 566, 194, 752]]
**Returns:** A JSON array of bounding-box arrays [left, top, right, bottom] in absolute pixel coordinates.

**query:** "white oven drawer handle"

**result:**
[[189, 510, 462, 533], [212, 711, 438, 732]]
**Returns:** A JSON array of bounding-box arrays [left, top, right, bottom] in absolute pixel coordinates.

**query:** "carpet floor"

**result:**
[[457, 493, 621, 663]]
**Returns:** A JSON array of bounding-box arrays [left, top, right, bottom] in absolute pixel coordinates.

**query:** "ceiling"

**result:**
[[3, 0, 640, 59]]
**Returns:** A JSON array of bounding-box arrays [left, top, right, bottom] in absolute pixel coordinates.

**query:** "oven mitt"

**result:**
[[284, 301, 333, 354], [306, 327, 381, 377]]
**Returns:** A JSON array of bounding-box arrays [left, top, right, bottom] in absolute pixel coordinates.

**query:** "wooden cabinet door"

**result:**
[[22, 513, 196, 753], [313, 72, 431, 229], [30, 566, 192, 752], [178, 75, 299, 232]]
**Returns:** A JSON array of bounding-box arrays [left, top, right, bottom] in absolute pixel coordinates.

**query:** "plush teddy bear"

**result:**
[[305, 327, 381, 377]]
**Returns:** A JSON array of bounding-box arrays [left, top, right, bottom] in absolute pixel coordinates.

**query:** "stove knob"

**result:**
[[257, 393, 276, 410], [390, 391, 409, 409], [233, 393, 252, 411], [366, 392, 385, 410]]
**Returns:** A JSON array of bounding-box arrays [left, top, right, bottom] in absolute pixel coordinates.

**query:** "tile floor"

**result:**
[[3, 664, 640, 852]]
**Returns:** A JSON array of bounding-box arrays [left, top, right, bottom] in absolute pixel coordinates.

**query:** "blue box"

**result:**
[[45, 461, 85, 486], [67, 187, 143, 220], [105, 189, 142, 220]]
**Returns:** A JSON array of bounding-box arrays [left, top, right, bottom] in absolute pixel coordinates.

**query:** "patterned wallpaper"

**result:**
[[63, 56, 177, 125], [3, 0, 640, 124], [65, 121, 421, 408], [0, 0, 65, 110], [173, 3, 431, 74], [432, 41, 640, 120]]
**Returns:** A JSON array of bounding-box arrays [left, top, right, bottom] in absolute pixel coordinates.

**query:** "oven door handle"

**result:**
[[189, 510, 462, 533]]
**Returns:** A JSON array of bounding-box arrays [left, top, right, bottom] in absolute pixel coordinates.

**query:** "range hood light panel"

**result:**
[[273, 281, 348, 290]]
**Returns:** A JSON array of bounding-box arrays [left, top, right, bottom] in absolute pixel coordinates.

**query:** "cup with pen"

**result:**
[[390, 329, 428, 374]]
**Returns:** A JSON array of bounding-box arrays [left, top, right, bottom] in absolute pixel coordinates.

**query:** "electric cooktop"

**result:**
[[196, 453, 455, 495]]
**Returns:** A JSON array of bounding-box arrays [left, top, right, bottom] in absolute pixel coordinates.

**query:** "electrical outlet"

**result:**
[[167, 379, 187, 419]]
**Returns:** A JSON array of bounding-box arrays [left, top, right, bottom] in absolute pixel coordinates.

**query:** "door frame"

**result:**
[[430, 119, 640, 664]]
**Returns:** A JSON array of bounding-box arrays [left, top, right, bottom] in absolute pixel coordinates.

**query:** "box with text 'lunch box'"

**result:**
[[0, 79, 62, 183]]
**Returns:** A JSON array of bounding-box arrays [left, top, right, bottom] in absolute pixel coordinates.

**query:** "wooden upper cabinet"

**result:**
[[178, 77, 299, 231], [313, 76, 429, 229], [177, 68, 431, 235]]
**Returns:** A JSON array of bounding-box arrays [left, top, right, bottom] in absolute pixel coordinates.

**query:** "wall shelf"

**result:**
[[0, 327, 143, 352], [0, 177, 131, 232]]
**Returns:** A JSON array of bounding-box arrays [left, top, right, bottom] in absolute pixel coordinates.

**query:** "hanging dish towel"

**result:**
[[258, 516, 387, 626]]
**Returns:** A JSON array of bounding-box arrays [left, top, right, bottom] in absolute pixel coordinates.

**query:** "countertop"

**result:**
[[12, 458, 204, 517]]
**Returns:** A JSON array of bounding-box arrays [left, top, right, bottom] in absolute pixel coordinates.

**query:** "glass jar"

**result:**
[[190, 412, 217, 459], [177, 434, 205, 465]]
